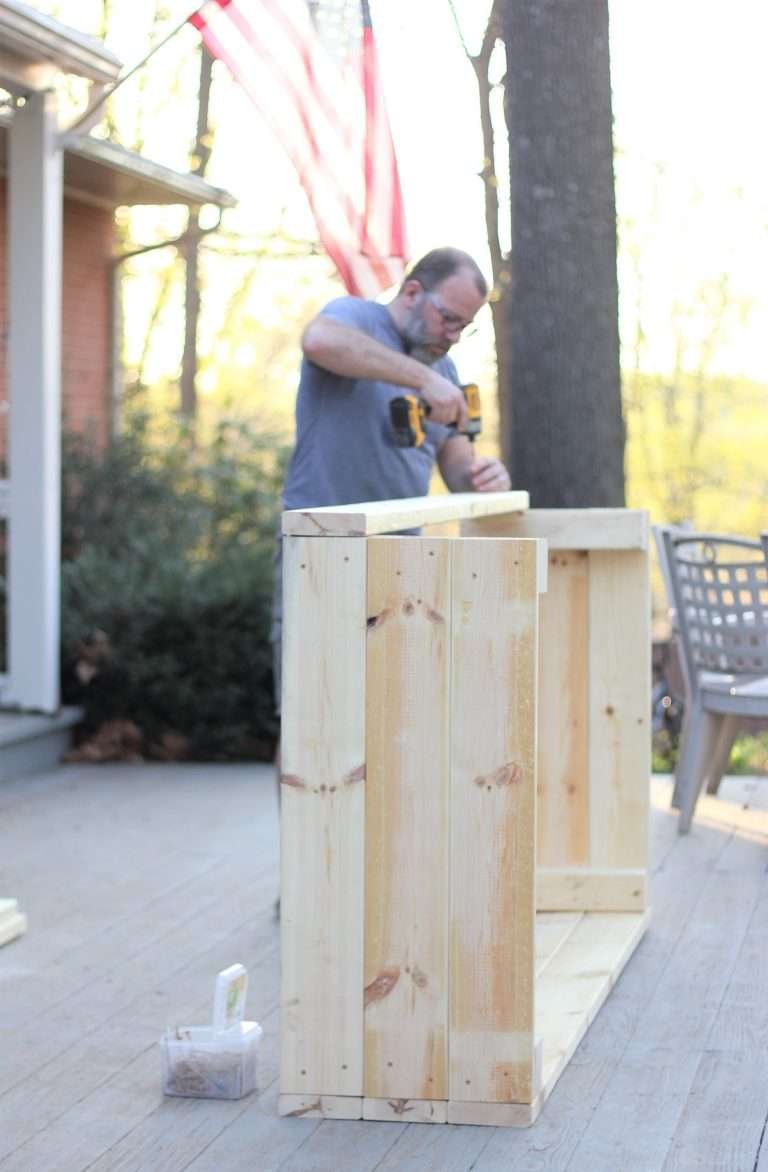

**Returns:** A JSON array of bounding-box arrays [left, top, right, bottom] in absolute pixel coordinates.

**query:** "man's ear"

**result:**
[[400, 278, 423, 306]]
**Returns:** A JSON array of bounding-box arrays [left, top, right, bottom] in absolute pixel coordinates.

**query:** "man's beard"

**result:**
[[401, 301, 443, 366]]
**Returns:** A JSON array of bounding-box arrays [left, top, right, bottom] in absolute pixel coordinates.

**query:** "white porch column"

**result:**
[[7, 90, 62, 713]]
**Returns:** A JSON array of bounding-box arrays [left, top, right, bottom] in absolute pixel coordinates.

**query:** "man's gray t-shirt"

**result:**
[[283, 297, 457, 510]]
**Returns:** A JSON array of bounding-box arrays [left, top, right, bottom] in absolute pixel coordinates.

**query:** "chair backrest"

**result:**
[[652, 522, 695, 695], [660, 528, 768, 694]]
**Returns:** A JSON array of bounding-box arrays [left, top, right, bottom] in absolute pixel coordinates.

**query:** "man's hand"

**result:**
[[469, 456, 511, 493], [418, 368, 469, 430]]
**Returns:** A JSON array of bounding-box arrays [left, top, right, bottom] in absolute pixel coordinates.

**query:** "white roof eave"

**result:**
[[0, 0, 122, 91]]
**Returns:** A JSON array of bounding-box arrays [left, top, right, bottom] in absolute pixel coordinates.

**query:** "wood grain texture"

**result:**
[[536, 911, 649, 1099], [280, 536, 367, 1096], [460, 508, 648, 550], [536, 550, 590, 868], [364, 537, 450, 1100], [449, 537, 542, 1105], [363, 1097, 447, 1123], [536, 868, 647, 912], [446, 1097, 542, 1126], [278, 1095, 363, 1120], [588, 550, 650, 872], [534, 913, 583, 976], [281, 491, 529, 536]]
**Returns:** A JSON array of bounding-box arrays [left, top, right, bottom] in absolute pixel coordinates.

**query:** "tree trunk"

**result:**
[[180, 47, 214, 422], [503, 0, 624, 506]]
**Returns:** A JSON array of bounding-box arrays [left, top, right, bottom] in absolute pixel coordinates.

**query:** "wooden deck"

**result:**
[[0, 762, 766, 1171]]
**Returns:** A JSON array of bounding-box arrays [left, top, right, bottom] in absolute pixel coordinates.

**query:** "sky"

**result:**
[[33, 0, 768, 385]]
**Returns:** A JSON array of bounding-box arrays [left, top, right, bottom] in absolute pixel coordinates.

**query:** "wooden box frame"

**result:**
[[278, 493, 650, 1127]]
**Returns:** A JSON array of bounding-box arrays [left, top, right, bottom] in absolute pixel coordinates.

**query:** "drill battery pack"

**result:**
[[389, 383, 482, 448]]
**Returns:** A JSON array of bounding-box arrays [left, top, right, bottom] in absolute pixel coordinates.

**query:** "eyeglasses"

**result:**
[[422, 289, 478, 337]]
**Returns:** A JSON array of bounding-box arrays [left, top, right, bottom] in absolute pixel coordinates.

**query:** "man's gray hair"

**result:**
[[402, 247, 488, 298]]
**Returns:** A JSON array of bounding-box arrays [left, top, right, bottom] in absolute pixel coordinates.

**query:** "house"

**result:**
[[0, 0, 235, 743]]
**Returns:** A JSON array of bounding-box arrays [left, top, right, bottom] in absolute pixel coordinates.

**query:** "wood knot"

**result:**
[[473, 762, 522, 789], [410, 965, 428, 990], [402, 598, 416, 617], [343, 764, 365, 786], [287, 1098, 322, 1117], [387, 1099, 413, 1116], [280, 773, 306, 790], [367, 608, 392, 630], [364, 967, 400, 1007], [425, 607, 445, 625]]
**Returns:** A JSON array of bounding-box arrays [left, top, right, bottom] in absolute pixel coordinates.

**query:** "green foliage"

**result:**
[[727, 732, 768, 776], [61, 416, 288, 759], [624, 370, 768, 534], [652, 729, 768, 777]]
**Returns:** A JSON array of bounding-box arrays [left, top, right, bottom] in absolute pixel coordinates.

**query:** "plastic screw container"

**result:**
[[161, 1021, 263, 1100]]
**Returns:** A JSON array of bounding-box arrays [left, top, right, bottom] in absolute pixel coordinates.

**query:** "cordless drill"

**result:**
[[389, 383, 482, 448]]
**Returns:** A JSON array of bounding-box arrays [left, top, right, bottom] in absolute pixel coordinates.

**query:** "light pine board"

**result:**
[[535, 911, 649, 1099], [364, 537, 450, 1101], [462, 513, 651, 912], [448, 537, 542, 1105], [281, 491, 529, 537], [280, 536, 367, 1097], [0, 899, 27, 947], [536, 550, 590, 868], [459, 508, 648, 550], [588, 550, 650, 870], [537, 867, 647, 912]]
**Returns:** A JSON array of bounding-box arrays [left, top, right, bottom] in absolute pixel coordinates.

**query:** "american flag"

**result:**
[[188, 0, 408, 296]]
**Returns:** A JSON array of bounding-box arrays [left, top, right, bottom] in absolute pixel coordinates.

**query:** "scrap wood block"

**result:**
[[0, 898, 27, 947]]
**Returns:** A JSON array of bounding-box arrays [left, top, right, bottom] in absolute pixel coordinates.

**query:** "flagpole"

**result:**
[[61, 7, 203, 141]]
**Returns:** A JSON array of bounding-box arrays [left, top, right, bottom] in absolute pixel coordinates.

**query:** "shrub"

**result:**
[[61, 415, 288, 760]]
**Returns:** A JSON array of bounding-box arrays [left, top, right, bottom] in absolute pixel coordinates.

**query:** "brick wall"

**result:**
[[0, 180, 114, 449]]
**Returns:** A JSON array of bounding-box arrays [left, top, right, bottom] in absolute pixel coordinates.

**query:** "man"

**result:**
[[283, 246, 511, 514], [273, 246, 510, 703]]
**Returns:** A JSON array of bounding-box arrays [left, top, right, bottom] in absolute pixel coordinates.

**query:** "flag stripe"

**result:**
[[189, 0, 407, 297], [193, 11, 359, 290]]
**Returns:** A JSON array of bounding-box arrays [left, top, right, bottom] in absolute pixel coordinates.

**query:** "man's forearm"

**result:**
[[302, 316, 427, 390]]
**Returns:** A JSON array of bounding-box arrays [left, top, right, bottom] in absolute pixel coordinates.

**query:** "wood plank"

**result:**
[[364, 537, 450, 1101], [706, 874, 768, 1052], [272, 1118, 408, 1172], [535, 912, 582, 976], [369, 1115, 495, 1171], [281, 491, 529, 537], [537, 868, 647, 912], [559, 835, 767, 1172], [363, 1097, 447, 1123], [536, 551, 590, 868], [280, 536, 366, 1097], [186, 1082, 323, 1171], [278, 1095, 363, 1120], [651, 775, 768, 839], [536, 911, 649, 1098], [663, 1050, 768, 1172], [461, 508, 648, 550], [0, 899, 27, 946], [446, 1098, 542, 1127], [588, 550, 650, 873], [449, 537, 542, 1105], [550, 1049, 704, 1172]]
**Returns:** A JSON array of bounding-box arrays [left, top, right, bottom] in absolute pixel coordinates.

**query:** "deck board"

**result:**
[[0, 765, 766, 1170]]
